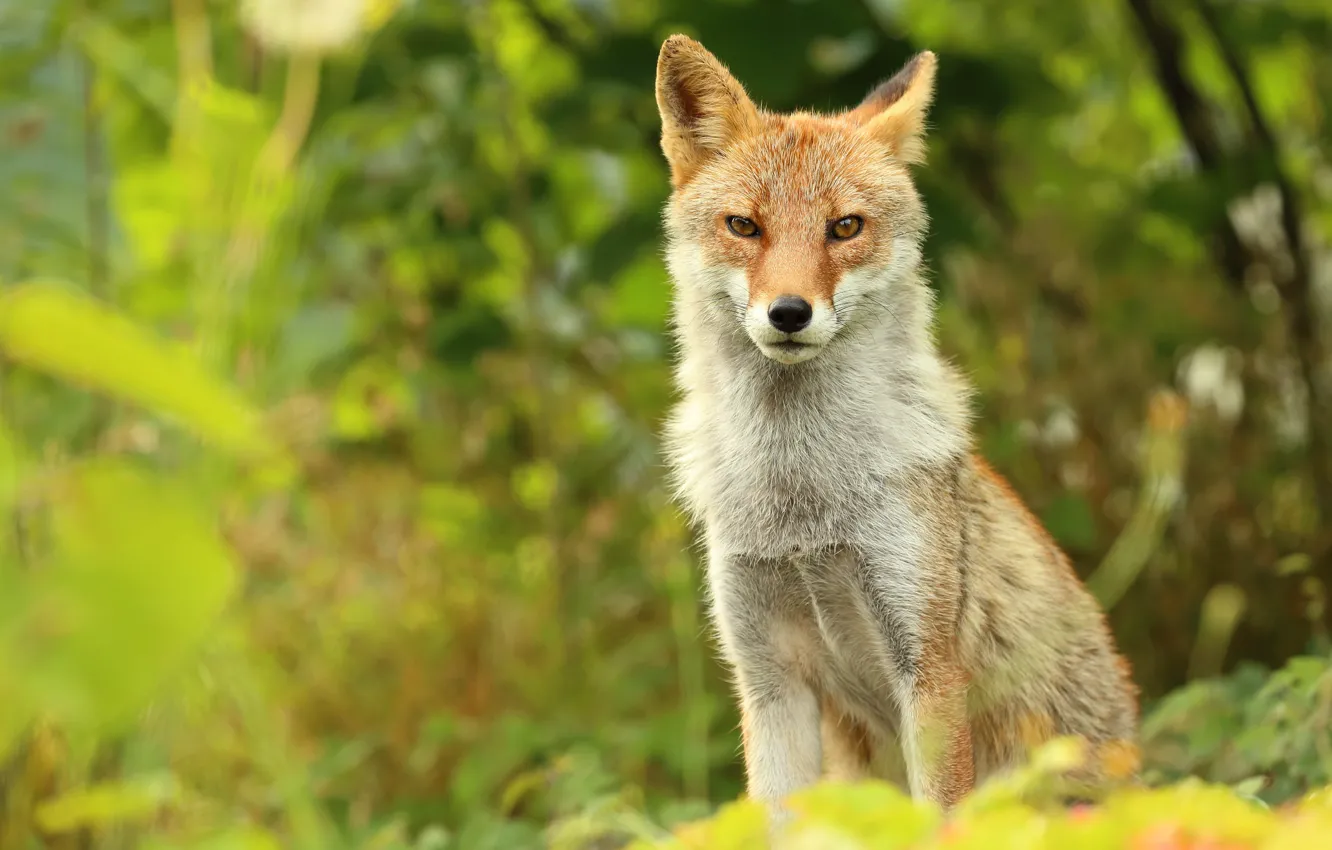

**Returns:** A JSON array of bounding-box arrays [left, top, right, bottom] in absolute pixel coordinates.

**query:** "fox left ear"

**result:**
[[847, 50, 937, 165], [655, 35, 762, 187]]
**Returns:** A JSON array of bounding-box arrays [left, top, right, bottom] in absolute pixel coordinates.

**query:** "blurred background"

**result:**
[[1, 0, 1331, 847]]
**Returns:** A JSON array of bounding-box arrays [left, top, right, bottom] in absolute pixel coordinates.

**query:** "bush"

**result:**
[[1142, 653, 1332, 805], [614, 738, 1332, 850], [624, 779, 1332, 850]]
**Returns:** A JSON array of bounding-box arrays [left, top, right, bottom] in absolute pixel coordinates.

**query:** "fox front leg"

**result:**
[[738, 678, 822, 828], [707, 550, 823, 823], [861, 549, 975, 809], [897, 654, 975, 809]]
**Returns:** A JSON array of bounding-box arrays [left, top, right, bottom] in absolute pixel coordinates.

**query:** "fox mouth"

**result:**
[[743, 302, 833, 365], [757, 338, 823, 364]]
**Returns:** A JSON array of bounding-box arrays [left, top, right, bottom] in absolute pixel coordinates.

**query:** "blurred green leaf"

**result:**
[[5, 458, 239, 739], [70, 14, 176, 118], [35, 773, 182, 833], [141, 827, 284, 850], [786, 780, 939, 847], [0, 280, 275, 460], [513, 461, 558, 512]]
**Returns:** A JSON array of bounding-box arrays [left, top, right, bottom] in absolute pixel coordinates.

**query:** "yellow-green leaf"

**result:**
[[12, 459, 239, 734], [140, 827, 283, 850], [364, 0, 403, 31], [35, 774, 182, 833], [0, 281, 273, 460], [664, 798, 767, 850], [786, 780, 940, 848]]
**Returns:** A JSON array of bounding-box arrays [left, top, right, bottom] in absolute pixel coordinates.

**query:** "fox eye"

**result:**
[[726, 216, 760, 238], [829, 216, 863, 240]]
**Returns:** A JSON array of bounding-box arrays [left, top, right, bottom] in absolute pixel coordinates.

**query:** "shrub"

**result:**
[[618, 740, 1332, 850]]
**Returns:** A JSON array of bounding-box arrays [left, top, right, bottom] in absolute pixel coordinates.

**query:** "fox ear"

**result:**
[[656, 35, 761, 187], [848, 50, 937, 165]]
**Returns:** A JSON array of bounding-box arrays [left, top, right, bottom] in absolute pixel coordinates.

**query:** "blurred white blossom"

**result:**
[[241, 0, 369, 53], [1228, 182, 1294, 283], [1042, 405, 1081, 448], [1178, 344, 1245, 423]]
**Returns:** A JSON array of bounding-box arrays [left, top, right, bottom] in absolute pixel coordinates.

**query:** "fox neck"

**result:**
[[670, 264, 973, 473]]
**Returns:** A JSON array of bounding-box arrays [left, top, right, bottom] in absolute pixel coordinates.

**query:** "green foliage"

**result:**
[[35, 773, 182, 834], [1144, 654, 1332, 804], [629, 739, 1332, 850]]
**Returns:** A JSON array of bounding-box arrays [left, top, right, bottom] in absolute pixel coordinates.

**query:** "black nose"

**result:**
[[767, 296, 813, 334]]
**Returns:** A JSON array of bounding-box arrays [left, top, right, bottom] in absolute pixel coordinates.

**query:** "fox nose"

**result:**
[[768, 296, 812, 334]]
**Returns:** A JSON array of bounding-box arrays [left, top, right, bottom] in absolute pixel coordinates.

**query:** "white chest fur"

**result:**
[[664, 311, 966, 559]]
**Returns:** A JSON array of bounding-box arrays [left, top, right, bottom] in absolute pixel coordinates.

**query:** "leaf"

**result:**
[[513, 461, 558, 511], [364, 0, 404, 32], [0, 281, 275, 460], [35, 774, 182, 833], [664, 798, 767, 850], [112, 163, 192, 272], [69, 15, 175, 118], [1230, 775, 1270, 807], [1275, 553, 1312, 576], [5, 458, 239, 736], [785, 780, 939, 847], [140, 827, 284, 850]]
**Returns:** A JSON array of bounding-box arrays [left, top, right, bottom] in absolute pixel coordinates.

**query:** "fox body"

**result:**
[[654, 35, 1139, 815]]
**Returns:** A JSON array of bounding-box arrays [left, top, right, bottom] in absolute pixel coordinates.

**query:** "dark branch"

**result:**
[[1192, 0, 1332, 523], [1124, 0, 1224, 167], [1123, 0, 1252, 292]]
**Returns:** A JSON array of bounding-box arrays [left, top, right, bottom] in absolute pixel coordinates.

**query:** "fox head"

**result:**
[[655, 35, 936, 365]]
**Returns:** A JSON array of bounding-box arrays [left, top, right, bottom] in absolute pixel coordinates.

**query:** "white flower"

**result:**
[[1178, 343, 1245, 422], [241, 0, 369, 53], [1042, 406, 1081, 448]]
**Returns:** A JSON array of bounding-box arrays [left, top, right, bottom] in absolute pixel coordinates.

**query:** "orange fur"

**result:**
[[970, 454, 1067, 564]]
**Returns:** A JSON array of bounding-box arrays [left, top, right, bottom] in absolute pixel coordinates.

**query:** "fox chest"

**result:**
[[696, 411, 897, 557]]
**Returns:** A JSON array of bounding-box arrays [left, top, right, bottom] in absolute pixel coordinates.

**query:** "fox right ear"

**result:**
[[655, 35, 761, 187], [847, 50, 938, 166]]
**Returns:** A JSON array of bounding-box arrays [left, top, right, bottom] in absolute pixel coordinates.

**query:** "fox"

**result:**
[[653, 34, 1140, 821]]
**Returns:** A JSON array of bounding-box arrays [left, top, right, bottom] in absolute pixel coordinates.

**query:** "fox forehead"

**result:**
[[669, 115, 921, 239]]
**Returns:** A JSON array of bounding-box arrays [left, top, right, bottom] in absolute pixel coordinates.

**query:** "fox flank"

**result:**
[[653, 35, 1140, 819]]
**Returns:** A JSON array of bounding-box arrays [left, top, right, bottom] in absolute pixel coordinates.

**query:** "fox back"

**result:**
[[654, 35, 1139, 817]]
